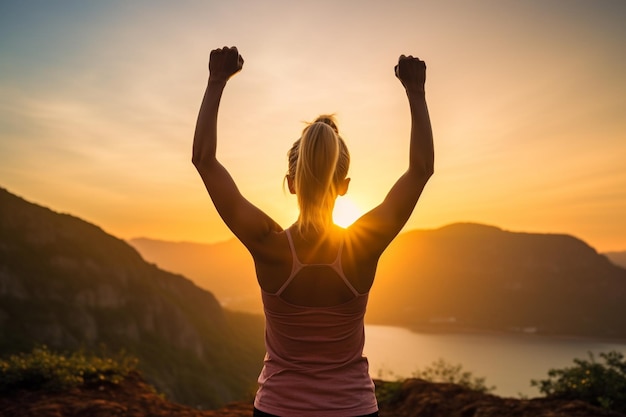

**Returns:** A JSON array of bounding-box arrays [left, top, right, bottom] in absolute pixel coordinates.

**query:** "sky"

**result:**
[[1, 0, 625, 252]]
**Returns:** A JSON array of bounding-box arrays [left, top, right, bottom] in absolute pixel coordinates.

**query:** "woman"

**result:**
[[192, 46, 433, 417]]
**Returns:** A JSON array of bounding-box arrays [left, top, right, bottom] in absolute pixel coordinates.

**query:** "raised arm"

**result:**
[[192, 47, 281, 250], [350, 55, 434, 255]]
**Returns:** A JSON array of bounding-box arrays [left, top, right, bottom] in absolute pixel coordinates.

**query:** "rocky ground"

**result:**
[[0, 372, 623, 417], [377, 378, 624, 417]]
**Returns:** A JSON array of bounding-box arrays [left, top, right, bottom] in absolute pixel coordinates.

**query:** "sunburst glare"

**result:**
[[333, 197, 364, 228]]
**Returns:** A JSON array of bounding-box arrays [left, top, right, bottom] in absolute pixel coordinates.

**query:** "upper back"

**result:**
[[253, 225, 379, 308]]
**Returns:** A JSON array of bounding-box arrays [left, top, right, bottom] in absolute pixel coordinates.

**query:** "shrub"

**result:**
[[0, 345, 138, 393], [531, 350, 626, 413], [375, 379, 405, 406], [412, 358, 495, 393]]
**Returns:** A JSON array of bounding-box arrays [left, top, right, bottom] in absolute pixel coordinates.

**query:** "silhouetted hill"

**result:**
[[369, 223, 626, 338], [0, 187, 265, 409], [2, 372, 623, 417], [605, 251, 626, 269], [131, 223, 626, 339]]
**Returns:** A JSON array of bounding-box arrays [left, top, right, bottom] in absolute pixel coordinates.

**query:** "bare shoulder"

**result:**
[[248, 228, 292, 293], [248, 227, 289, 264], [341, 227, 381, 294], [344, 215, 395, 261]]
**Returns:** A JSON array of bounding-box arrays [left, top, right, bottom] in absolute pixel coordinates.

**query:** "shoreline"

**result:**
[[364, 322, 626, 345]]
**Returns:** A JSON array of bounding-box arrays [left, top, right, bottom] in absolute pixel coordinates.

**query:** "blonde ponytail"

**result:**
[[286, 115, 350, 234]]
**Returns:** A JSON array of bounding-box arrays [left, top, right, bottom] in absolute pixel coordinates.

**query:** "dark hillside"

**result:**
[[605, 251, 626, 269], [129, 237, 259, 313], [0, 187, 265, 408]]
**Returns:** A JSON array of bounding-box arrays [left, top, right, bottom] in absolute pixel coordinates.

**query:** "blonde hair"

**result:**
[[287, 115, 350, 234]]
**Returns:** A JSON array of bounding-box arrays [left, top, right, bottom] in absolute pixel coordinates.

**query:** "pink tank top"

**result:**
[[254, 229, 378, 417]]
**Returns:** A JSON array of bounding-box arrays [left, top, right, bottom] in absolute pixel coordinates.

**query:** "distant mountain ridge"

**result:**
[[0, 187, 265, 408], [370, 223, 626, 337], [131, 224, 626, 339], [605, 251, 626, 269]]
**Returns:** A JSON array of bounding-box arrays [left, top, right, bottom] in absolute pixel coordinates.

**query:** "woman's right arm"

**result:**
[[349, 55, 434, 255], [192, 47, 282, 251]]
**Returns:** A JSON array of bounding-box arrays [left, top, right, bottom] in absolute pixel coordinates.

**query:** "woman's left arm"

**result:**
[[192, 47, 281, 249]]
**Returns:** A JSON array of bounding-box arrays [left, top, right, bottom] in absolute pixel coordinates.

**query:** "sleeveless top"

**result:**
[[254, 229, 378, 417]]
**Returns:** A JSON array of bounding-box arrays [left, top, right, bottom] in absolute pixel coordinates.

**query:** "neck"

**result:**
[[293, 218, 336, 239]]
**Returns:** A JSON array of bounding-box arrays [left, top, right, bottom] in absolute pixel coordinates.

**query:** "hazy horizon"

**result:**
[[2, 1, 625, 251], [127, 221, 623, 255]]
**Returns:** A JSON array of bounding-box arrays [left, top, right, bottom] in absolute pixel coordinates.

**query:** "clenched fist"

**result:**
[[209, 46, 244, 83], [395, 55, 426, 92]]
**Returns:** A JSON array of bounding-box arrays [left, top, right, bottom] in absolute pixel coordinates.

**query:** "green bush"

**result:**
[[375, 379, 405, 405], [412, 358, 495, 393], [531, 350, 626, 413], [0, 345, 138, 393]]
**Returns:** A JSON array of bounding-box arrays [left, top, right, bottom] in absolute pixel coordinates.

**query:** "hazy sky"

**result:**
[[1, 0, 625, 251]]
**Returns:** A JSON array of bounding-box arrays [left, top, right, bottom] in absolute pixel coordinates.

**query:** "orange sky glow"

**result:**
[[1, 1, 625, 252]]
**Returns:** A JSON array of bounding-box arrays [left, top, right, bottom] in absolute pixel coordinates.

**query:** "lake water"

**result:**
[[363, 325, 626, 398]]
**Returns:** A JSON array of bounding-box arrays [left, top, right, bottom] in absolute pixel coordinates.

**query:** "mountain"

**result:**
[[605, 251, 626, 269], [131, 224, 626, 339], [368, 223, 626, 338], [0, 187, 265, 409], [2, 373, 623, 417]]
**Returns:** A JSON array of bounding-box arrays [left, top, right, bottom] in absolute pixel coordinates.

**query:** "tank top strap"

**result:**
[[278, 228, 361, 298], [331, 238, 344, 266], [329, 239, 361, 297], [276, 228, 303, 296]]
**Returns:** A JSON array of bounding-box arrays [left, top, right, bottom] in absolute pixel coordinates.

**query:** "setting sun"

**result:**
[[333, 197, 364, 228]]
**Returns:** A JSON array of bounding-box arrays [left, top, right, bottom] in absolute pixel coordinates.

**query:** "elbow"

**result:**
[[191, 151, 209, 169], [192, 154, 208, 173], [191, 156, 201, 171], [191, 142, 217, 169], [421, 167, 434, 186], [191, 153, 201, 168], [422, 160, 434, 179], [409, 161, 434, 183], [192, 152, 219, 174], [425, 163, 434, 180], [420, 153, 435, 181]]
